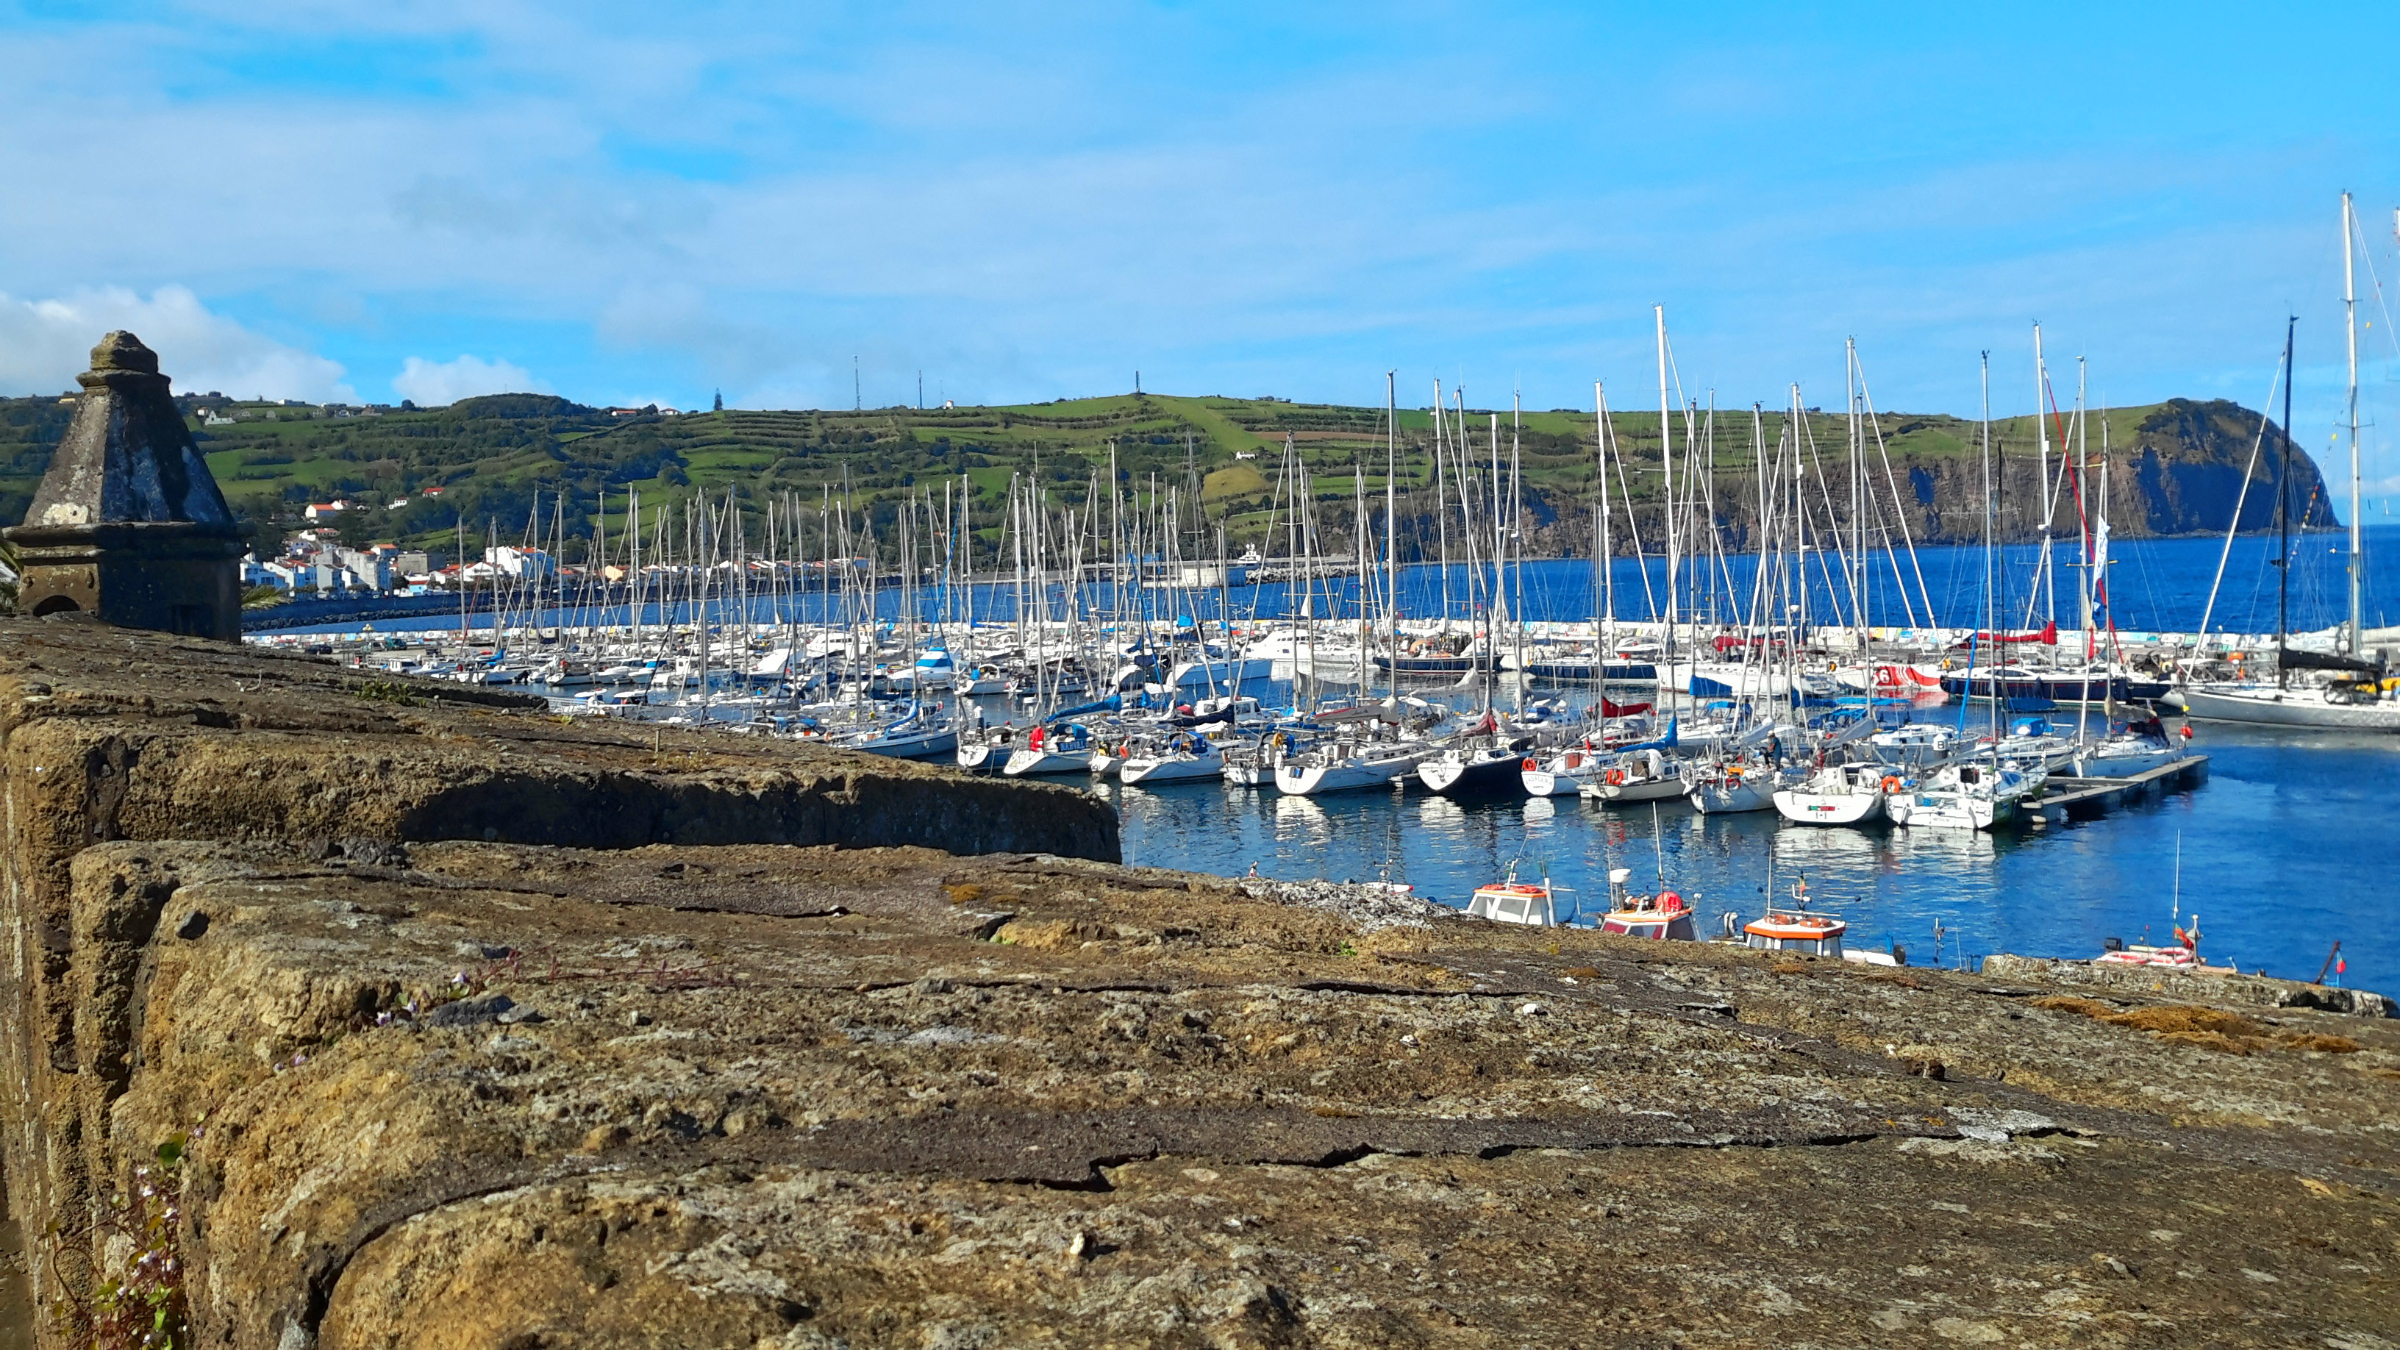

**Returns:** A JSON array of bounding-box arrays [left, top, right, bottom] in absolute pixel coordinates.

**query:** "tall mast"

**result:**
[[2278, 316, 2296, 688], [1385, 371, 1399, 703], [2344, 191, 2364, 656], [2033, 323, 2056, 628], [1656, 306, 1678, 652], [1594, 380, 1613, 641]]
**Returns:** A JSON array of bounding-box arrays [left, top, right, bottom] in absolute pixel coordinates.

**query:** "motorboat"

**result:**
[[1741, 908, 1848, 958], [1464, 864, 1571, 926], [1597, 868, 1696, 940], [1771, 762, 1890, 826]]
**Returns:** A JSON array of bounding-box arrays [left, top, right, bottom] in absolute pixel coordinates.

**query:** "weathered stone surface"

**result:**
[[3, 620, 2398, 1348], [0, 620, 1115, 1345], [13, 836, 2396, 1348]]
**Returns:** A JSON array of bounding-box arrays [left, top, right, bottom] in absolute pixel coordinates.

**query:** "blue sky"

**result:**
[[3, 2, 2398, 507]]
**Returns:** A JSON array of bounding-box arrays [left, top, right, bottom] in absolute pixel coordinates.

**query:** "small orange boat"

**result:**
[[1742, 908, 1847, 959], [1466, 864, 1571, 927], [1599, 867, 1697, 941]]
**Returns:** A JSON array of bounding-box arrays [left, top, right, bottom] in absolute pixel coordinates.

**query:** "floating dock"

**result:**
[[2026, 754, 2210, 820]]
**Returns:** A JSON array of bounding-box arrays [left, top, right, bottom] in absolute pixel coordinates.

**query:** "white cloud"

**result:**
[[392, 354, 547, 406], [0, 285, 353, 401]]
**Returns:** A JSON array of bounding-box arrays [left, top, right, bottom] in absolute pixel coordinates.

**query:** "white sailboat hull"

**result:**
[[1004, 748, 1094, 776], [1771, 789, 1887, 826], [1120, 753, 1225, 785], [1274, 744, 1434, 795], [1687, 777, 1774, 814], [2179, 684, 2400, 732], [1887, 790, 2016, 830]]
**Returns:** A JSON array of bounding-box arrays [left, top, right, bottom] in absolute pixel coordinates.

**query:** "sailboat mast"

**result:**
[[2344, 191, 2364, 656], [1385, 371, 1399, 704], [2033, 323, 2056, 628], [1594, 381, 1613, 643], [2278, 316, 2296, 688], [1656, 306, 1678, 653]]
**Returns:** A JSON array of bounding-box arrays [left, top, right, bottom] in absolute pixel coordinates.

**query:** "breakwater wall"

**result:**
[[1, 618, 2395, 1347]]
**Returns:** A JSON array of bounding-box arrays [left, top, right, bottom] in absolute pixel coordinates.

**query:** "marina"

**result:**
[[257, 511, 2399, 990]]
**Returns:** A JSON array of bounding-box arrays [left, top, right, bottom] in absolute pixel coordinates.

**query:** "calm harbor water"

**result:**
[[1103, 711, 2400, 991]]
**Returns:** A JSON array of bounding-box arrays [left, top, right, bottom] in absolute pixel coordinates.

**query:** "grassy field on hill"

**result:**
[[0, 387, 2310, 565]]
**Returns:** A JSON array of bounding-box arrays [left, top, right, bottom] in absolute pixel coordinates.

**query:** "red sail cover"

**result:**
[[1601, 697, 1652, 717], [1962, 620, 2057, 646]]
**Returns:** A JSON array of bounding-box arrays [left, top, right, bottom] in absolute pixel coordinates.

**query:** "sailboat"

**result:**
[[1890, 352, 2037, 831], [2181, 195, 2399, 732]]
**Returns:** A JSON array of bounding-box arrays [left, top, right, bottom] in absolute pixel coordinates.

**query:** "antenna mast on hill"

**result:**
[[854, 356, 861, 411]]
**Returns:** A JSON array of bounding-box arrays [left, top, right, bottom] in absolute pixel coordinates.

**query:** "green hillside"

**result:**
[[0, 388, 2328, 564]]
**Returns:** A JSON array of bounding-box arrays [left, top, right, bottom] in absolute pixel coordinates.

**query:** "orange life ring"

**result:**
[[1522, 757, 1539, 772], [1606, 768, 1627, 786], [1880, 775, 1901, 794]]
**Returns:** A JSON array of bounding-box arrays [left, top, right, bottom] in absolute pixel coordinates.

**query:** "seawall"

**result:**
[[1, 618, 2396, 1347]]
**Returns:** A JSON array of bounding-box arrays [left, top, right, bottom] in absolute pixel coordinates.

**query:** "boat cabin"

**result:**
[[1742, 909, 1847, 959], [1467, 868, 1567, 927]]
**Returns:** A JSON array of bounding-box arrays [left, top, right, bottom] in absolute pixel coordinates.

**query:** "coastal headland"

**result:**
[[0, 618, 2394, 1348]]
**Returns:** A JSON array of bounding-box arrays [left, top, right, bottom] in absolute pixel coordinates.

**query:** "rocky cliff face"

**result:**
[[2, 621, 2396, 1349], [1508, 398, 2339, 557]]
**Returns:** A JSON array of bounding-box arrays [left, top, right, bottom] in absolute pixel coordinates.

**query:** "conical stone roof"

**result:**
[[22, 330, 237, 530]]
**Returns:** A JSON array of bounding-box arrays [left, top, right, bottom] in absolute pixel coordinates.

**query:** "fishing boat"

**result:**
[[1741, 908, 1847, 958], [1597, 868, 1696, 940], [1771, 762, 1890, 826], [1464, 863, 1571, 927]]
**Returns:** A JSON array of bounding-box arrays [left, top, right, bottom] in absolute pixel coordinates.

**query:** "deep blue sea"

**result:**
[[284, 526, 2400, 991], [1104, 714, 2397, 989], [295, 523, 2400, 640]]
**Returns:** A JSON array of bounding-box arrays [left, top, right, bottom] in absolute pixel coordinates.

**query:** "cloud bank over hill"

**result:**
[[394, 354, 547, 407], [0, 285, 353, 402]]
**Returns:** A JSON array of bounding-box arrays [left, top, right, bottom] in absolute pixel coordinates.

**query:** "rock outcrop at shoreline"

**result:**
[[2, 620, 2397, 1348]]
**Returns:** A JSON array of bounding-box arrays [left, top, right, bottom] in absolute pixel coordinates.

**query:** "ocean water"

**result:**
[[287, 523, 2400, 640], [1106, 715, 2400, 991]]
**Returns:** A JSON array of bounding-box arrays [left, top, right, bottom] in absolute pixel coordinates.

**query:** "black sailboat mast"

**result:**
[[2276, 316, 2295, 690]]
